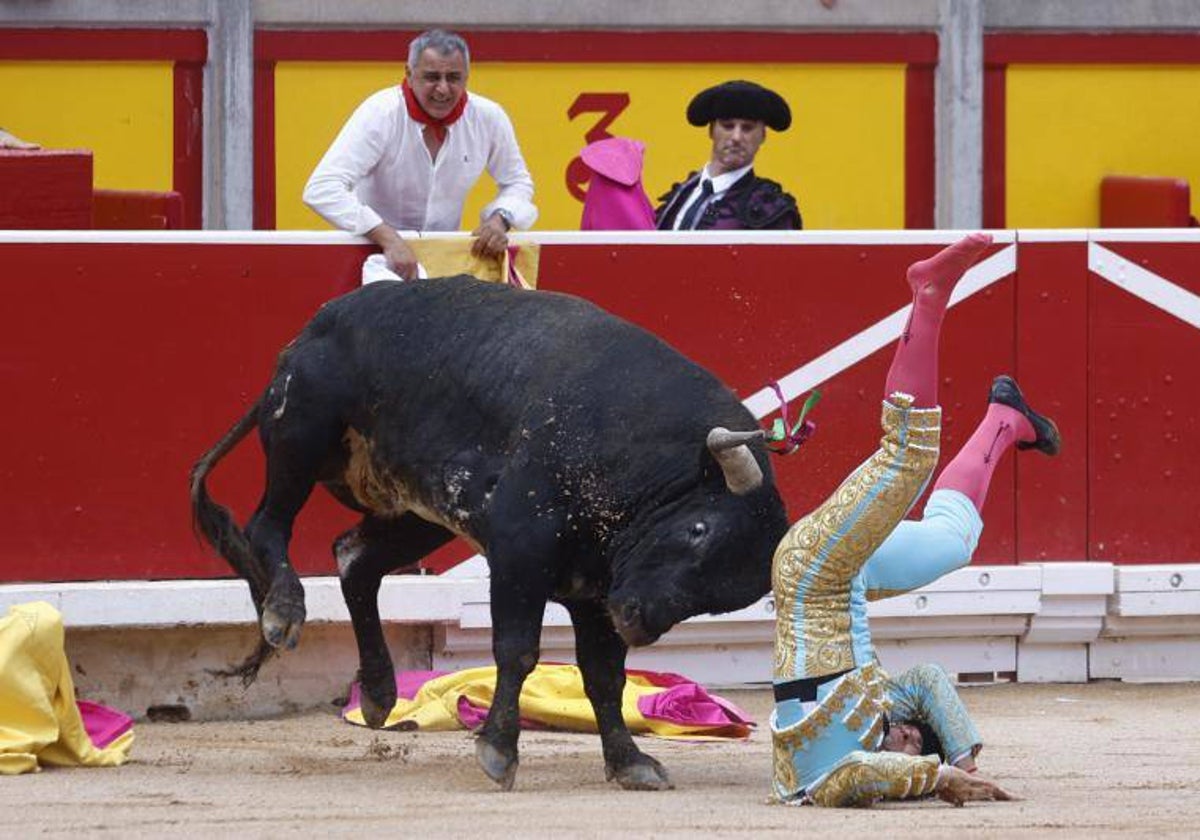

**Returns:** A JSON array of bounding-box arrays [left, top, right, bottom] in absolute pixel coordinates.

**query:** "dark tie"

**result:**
[[677, 179, 714, 230]]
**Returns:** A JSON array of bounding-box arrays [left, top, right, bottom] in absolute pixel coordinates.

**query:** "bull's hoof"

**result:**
[[476, 739, 518, 791], [355, 676, 398, 729], [606, 754, 674, 791], [359, 689, 395, 730], [261, 582, 306, 650], [260, 607, 304, 650]]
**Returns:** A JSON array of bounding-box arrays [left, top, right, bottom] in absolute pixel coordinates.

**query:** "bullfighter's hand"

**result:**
[[470, 213, 509, 259], [935, 766, 1015, 806]]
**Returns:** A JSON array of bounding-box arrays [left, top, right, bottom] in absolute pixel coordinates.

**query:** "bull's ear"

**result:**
[[707, 427, 764, 495]]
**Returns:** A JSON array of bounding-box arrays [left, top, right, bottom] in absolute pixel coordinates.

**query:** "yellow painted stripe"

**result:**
[[0, 61, 173, 191], [1007, 65, 1200, 227], [275, 61, 907, 231]]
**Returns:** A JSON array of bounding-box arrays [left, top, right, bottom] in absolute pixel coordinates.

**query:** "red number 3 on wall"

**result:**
[[565, 93, 631, 202]]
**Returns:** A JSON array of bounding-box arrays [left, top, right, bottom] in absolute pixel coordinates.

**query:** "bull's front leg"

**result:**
[[566, 600, 673, 790], [475, 562, 551, 791]]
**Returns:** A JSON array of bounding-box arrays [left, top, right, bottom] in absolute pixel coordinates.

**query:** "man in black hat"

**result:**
[[655, 80, 802, 231]]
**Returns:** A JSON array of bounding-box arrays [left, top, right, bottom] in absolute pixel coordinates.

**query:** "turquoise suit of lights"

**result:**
[[769, 395, 983, 807]]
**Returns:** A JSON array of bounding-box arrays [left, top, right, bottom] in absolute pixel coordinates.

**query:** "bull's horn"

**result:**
[[707, 427, 764, 495]]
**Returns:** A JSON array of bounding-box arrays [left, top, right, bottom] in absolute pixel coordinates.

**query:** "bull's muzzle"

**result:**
[[609, 599, 657, 647]]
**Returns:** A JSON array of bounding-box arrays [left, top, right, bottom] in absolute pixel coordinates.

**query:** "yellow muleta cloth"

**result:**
[[343, 663, 753, 741], [0, 602, 133, 774], [407, 238, 540, 289]]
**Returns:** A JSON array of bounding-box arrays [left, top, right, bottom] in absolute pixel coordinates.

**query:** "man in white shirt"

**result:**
[[303, 29, 537, 280], [654, 80, 801, 231]]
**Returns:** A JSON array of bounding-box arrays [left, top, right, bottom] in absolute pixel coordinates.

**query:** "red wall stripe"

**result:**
[[173, 61, 204, 229], [904, 64, 936, 229], [0, 28, 207, 60], [255, 30, 938, 63], [982, 64, 1006, 229], [253, 60, 277, 230], [986, 33, 1200, 65]]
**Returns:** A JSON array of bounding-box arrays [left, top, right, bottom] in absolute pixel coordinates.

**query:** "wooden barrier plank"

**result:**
[[0, 232, 1195, 581], [1088, 238, 1200, 562], [1014, 235, 1090, 561], [0, 149, 93, 229]]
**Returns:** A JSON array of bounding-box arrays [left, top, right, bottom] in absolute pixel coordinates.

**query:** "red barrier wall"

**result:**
[[2, 233, 1197, 583]]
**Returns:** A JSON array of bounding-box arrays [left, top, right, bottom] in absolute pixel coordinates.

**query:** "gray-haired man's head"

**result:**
[[407, 29, 471, 72], [405, 29, 471, 120]]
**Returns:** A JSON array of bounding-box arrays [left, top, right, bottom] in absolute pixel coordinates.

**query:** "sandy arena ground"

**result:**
[[4, 681, 1199, 838]]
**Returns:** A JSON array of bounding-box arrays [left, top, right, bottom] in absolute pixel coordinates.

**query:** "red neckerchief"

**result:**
[[401, 79, 468, 142]]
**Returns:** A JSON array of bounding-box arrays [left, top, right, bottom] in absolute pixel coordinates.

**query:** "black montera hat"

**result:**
[[687, 80, 792, 131]]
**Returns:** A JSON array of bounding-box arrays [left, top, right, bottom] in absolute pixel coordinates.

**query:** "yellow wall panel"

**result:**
[[275, 62, 907, 231], [1007, 65, 1200, 227], [0, 61, 173, 191]]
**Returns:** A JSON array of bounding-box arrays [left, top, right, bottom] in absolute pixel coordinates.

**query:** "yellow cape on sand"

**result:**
[[343, 663, 753, 741], [0, 602, 133, 774], [407, 239, 540, 289]]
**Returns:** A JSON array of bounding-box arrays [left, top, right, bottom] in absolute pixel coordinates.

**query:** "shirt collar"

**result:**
[[700, 163, 753, 195]]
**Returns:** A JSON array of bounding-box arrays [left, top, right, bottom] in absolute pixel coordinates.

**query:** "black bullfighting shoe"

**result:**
[[989, 375, 1061, 455]]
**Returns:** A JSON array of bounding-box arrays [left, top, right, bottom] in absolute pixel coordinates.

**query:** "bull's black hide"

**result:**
[[191, 275, 788, 790]]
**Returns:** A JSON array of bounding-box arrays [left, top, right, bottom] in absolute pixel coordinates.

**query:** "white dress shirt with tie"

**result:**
[[671, 162, 753, 230]]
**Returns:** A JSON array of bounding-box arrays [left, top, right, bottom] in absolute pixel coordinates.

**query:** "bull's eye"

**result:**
[[689, 521, 708, 541]]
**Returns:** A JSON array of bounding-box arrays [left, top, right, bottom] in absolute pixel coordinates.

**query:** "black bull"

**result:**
[[190, 276, 789, 790]]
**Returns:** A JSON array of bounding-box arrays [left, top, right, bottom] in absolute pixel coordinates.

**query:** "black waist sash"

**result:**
[[772, 668, 853, 703]]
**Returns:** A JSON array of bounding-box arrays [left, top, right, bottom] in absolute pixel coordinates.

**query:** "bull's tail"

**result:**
[[189, 400, 277, 685], [189, 400, 269, 601]]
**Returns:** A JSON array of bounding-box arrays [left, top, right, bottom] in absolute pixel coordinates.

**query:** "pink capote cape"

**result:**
[[579, 137, 656, 231]]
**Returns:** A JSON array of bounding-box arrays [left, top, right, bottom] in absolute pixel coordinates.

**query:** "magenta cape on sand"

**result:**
[[343, 664, 754, 740], [78, 699, 134, 749]]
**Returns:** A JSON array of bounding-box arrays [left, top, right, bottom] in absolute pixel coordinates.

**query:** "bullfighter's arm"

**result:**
[[886, 664, 982, 768]]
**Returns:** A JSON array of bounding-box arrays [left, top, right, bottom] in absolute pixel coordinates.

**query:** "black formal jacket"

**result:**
[[655, 170, 802, 230]]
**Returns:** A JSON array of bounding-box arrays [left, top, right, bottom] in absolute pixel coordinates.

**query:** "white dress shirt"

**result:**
[[303, 87, 537, 235], [671, 162, 753, 230]]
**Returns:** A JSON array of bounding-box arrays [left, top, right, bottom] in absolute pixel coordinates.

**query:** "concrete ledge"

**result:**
[[1109, 564, 1200, 616], [5, 562, 1200, 718], [1091, 565, 1200, 680], [0, 576, 466, 627], [65, 623, 432, 722], [1017, 562, 1114, 683]]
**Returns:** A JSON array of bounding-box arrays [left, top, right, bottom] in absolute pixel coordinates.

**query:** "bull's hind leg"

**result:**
[[245, 391, 345, 651], [335, 513, 455, 728], [566, 600, 673, 790]]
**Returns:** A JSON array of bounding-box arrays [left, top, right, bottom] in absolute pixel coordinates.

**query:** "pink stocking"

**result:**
[[885, 234, 992, 407], [932, 404, 1036, 511]]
